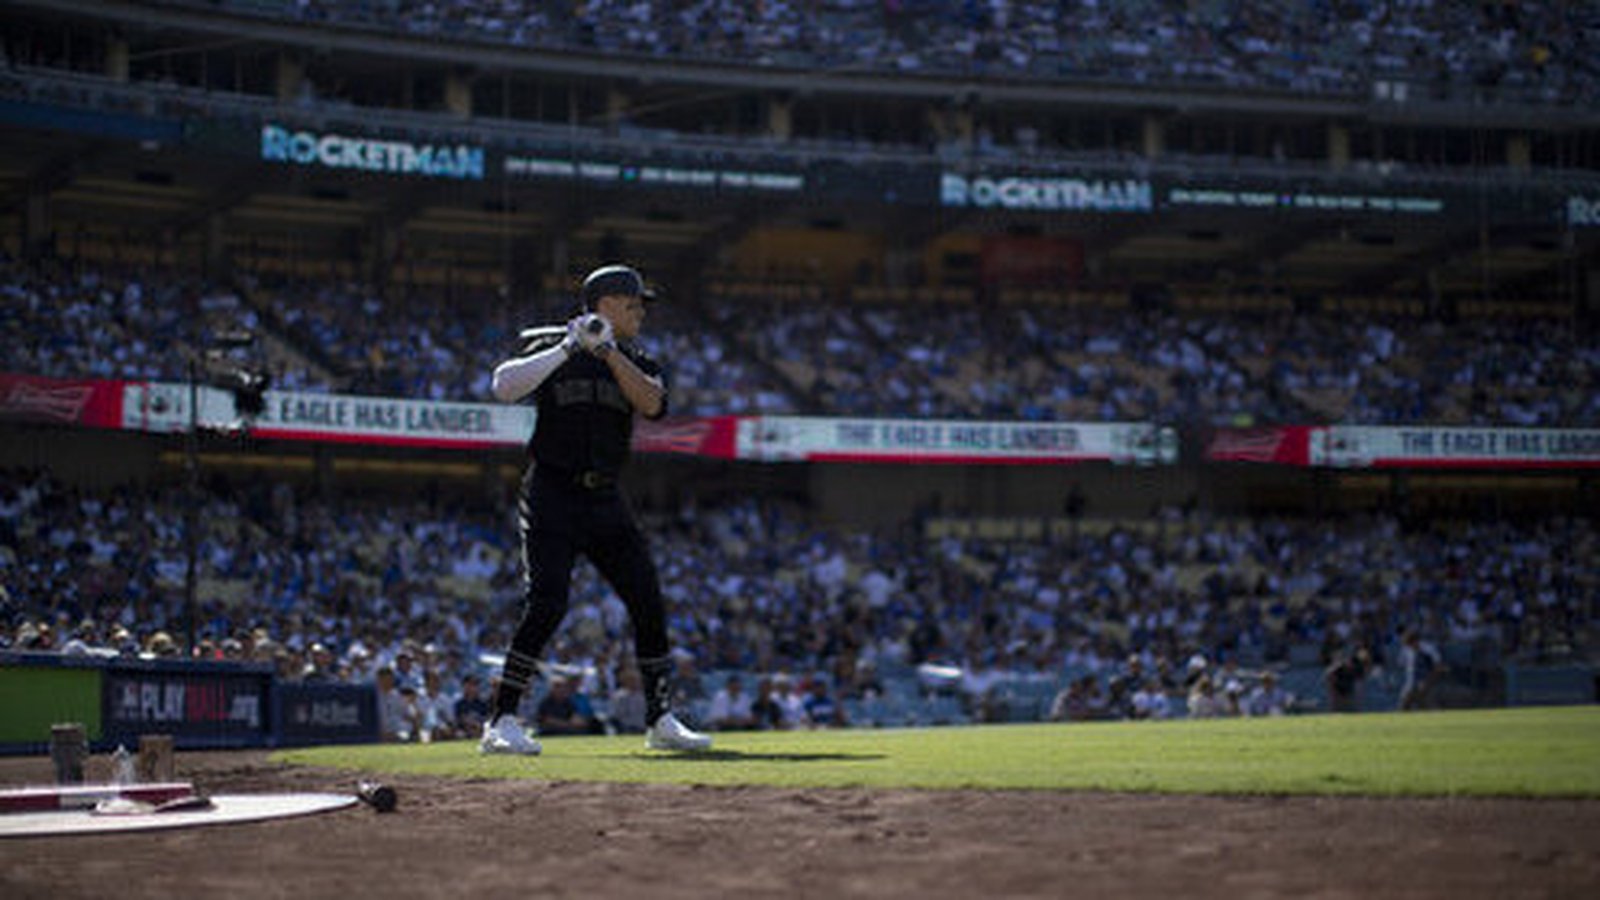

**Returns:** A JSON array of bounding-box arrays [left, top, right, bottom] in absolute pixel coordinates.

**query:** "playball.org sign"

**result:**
[[1570, 195, 1600, 227], [260, 123, 485, 181]]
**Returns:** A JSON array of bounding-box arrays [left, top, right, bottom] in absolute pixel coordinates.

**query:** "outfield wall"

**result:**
[[4, 651, 1589, 753]]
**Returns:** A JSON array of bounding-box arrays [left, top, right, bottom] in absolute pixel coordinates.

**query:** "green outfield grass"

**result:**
[[277, 706, 1600, 798]]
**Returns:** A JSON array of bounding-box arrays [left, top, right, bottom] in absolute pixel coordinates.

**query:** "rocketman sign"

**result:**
[[941, 172, 1154, 212], [260, 123, 485, 180], [1569, 195, 1600, 227]]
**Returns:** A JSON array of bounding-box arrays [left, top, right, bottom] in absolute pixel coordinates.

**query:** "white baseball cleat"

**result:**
[[480, 715, 543, 756], [645, 712, 712, 752]]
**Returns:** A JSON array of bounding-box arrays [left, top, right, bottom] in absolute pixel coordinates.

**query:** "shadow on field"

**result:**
[[613, 750, 887, 763]]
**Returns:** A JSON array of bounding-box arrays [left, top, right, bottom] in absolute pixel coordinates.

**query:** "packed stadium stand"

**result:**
[[128, 0, 1600, 105], [2, 0, 1597, 743]]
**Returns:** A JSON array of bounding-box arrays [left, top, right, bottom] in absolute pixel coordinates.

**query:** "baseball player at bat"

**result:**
[[481, 263, 711, 754]]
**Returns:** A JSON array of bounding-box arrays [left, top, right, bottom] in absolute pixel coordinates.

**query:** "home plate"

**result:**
[[0, 793, 358, 837], [0, 782, 200, 813]]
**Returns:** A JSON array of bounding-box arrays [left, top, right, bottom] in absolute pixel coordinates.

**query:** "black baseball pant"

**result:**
[[506, 464, 670, 664]]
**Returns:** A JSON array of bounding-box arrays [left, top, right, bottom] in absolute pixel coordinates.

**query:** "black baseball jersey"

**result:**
[[519, 329, 669, 477]]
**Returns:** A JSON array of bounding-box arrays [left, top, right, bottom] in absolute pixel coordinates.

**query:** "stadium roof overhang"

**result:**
[[6, 119, 1596, 303]]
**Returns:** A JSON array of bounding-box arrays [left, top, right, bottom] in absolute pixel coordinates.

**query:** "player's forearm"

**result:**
[[600, 350, 666, 418], [491, 343, 572, 402]]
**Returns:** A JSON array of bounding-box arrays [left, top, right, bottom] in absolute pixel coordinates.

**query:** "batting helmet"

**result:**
[[580, 264, 657, 309]]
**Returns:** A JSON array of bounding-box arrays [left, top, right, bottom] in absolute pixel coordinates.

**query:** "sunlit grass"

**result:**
[[278, 706, 1600, 797]]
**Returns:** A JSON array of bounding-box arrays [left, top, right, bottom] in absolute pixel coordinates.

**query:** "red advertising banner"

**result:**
[[0, 374, 125, 429], [979, 235, 1084, 285], [1205, 426, 1312, 465], [632, 415, 739, 459]]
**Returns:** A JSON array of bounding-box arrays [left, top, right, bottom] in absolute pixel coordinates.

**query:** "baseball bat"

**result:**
[[357, 781, 397, 813]]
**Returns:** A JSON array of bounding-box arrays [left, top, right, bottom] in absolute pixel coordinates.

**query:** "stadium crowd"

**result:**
[[5, 258, 1598, 426], [0, 257, 800, 417], [0, 259, 260, 383], [834, 295, 1592, 426], [2, 466, 1592, 736], [166, 0, 1599, 104]]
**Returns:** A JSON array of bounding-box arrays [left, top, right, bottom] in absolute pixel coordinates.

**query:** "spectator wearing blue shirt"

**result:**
[[801, 674, 847, 729]]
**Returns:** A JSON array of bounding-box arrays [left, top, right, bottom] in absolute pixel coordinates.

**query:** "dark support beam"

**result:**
[[2, 140, 108, 214], [1081, 216, 1161, 266], [886, 207, 975, 290], [1339, 225, 1488, 295], [665, 199, 818, 414], [1219, 220, 1334, 279], [158, 174, 258, 239], [153, 174, 259, 279], [358, 191, 430, 287], [6, 141, 111, 254], [505, 232, 545, 306], [670, 200, 779, 296], [901, 207, 975, 251], [525, 200, 596, 310], [1492, 237, 1600, 308]]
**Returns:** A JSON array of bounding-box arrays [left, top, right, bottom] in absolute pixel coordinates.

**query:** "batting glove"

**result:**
[[560, 317, 586, 356], [576, 313, 615, 356]]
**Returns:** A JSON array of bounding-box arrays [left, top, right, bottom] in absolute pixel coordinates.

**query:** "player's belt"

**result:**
[[532, 463, 618, 491], [574, 470, 615, 490]]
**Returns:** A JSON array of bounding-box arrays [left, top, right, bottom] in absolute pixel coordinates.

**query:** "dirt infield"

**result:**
[[1, 749, 1597, 899]]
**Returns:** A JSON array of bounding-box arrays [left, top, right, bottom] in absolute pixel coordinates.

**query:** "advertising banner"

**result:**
[[505, 154, 804, 193], [1206, 426, 1313, 465], [18, 374, 1174, 465], [102, 661, 273, 749], [122, 381, 535, 449], [117, 379, 1162, 464], [980, 235, 1085, 284], [1209, 425, 1600, 469], [0, 656, 103, 748], [1308, 426, 1600, 469], [1568, 194, 1600, 227], [275, 683, 380, 747], [1165, 185, 1444, 215], [941, 172, 1154, 212], [260, 123, 485, 180], [937, 171, 1447, 217], [1504, 664, 1596, 706], [0, 373, 126, 429], [632, 415, 741, 459], [736, 417, 1176, 465], [254, 392, 523, 449], [119, 380, 739, 454]]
